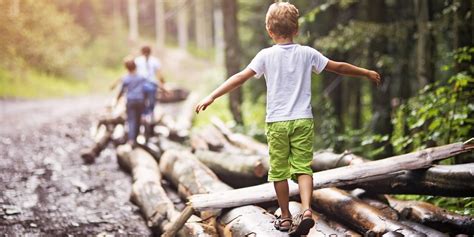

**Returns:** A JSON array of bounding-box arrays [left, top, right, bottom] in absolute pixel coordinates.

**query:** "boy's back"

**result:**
[[248, 44, 328, 123], [122, 73, 147, 102]]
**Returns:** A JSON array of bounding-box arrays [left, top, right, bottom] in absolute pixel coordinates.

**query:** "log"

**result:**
[[193, 150, 267, 188], [274, 201, 360, 237], [159, 149, 290, 236], [189, 142, 474, 211], [211, 117, 268, 155], [116, 145, 216, 236], [388, 197, 474, 234], [217, 205, 288, 237], [157, 87, 190, 103], [311, 150, 366, 172], [312, 188, 425, 236], [111, 124, 127, 146], [81, 124, 113, 163], [341, 163, 474, 197], [355, 195, 449, 237], [169, 93, 200, 141]]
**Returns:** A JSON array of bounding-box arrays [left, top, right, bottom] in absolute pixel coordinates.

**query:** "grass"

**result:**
[[0, 66, 121, 99], [395, 195, 474, 216]]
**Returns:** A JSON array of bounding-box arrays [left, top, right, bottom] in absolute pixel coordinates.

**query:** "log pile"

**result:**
[[82, 95, 474, 236]]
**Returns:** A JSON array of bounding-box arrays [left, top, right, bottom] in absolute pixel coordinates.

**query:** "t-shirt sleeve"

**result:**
[[310, 48, 329, 74], [247, 50, 265, 79]]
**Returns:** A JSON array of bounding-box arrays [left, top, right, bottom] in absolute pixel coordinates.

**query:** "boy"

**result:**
[[195, 2, 380, 236], [116, 57, 148, 146], [135, 45, 166, 140]]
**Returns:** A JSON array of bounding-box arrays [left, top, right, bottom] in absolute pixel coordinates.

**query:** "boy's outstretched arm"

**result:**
[[195, 68, 256, 113], [325, 60, 381, 85]]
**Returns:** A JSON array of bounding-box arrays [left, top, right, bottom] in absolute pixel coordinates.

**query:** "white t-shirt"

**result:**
[[247, 44, 329, 123], [135, 55, 161, 84]]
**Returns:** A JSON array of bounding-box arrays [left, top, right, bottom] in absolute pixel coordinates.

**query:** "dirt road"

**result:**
[[0, 95, 151, 235]]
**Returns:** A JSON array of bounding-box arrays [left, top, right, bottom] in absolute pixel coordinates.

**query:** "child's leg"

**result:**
[[274, 180, 291, 219], [297, 174, 313, 217], [288, 119, 314, 216]]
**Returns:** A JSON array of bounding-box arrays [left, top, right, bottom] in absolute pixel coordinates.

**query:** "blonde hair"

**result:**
[[265, 2, 299, 38]]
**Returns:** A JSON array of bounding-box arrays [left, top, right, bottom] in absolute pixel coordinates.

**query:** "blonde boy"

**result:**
[[195, 2, 380, 235]]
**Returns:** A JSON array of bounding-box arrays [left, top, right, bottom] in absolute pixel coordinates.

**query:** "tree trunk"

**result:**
[[177, 0, 188, 50], [127, 0, 139, 43], [222, 0, 243, 125], [155, 0, 165, 48], [194, 150, 267, 188], [116, 145, 216, 236], [312, 188, 424, 236], [340, 164, 474, 197], [195, 0, 213, 50], [213, 0, 225, 65], [274, 201, 360, 237], [9, 0, 19, 17], [414, 0, 434, 87], [388, 197, 474, 235], [189, 142, 474, 211]]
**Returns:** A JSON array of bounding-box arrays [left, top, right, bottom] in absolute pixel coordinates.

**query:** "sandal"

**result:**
[[274, 216, 292, 232], [289, 209, 315, 236]]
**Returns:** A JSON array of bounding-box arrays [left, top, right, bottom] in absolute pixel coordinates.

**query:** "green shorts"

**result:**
[[266, 118, 314, 182]]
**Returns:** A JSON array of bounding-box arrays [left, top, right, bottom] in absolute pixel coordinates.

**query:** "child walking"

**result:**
[[116, 57, 148, 146], [195, 2, 380, 236]]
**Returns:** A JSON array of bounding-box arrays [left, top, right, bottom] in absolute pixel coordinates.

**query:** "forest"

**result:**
[[0, 0, 472, 235]]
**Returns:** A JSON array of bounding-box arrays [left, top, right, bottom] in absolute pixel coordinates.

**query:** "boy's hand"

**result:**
[[195, 96, 215, 114], [367, 70, 381, 86]]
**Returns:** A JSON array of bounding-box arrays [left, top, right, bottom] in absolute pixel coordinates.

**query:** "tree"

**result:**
[[222, 0, 243, 124], [177, 0, 189, 50], [155, 0, 165, 48], [128, 0, 139, 43], [414, 0, 434, 87]]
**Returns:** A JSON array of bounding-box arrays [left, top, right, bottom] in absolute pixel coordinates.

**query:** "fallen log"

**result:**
[[341, 164, 474, 197], [189, 142, 474, 211], [388, 197, 474, 235], [157, 87, 190, 103], [211, 117, 268, 155], [193, 150, 267, 188], [160, 149, 290, 236], [274, 201, 360, 237], [312, 188, 424, 236], [81, 124, 113, 163], [169, 93, 200, 141], [116, 145, 216, 236], [111, 124, 127, 146], [217, 205, 288, 237], [311, 150, 366, 171]]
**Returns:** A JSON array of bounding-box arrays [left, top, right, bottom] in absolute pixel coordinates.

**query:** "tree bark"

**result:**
[[312, 188, 424, 236], [211, 117, 268, 155], [311, 150, 366, 172], [189, 142, 474, 211], [222, 0, 243, 125], [155, 0, 165, 48], [414, 0, 434, 87], [177, 0, 188, 50], [81, 124, 113, 164], [388, 197, 474, 235], [127, 0, 139, 43], [275, 201, 360, 237], [194, 150, 267, 188], [116, 145, 216, 236], [340, 164, 474, 197], [217, 205, 288, 237]]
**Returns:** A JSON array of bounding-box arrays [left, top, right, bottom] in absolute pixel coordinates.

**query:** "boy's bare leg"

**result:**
[[297, 174, 313, 218], [274, 180, 291, 226]]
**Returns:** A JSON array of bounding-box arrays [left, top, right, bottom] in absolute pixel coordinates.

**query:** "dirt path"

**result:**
[[0, 95, 151, 235]]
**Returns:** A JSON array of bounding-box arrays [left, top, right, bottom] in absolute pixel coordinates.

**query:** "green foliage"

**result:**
[[0, 0, 87, 74], [391, 47, 474, 154]]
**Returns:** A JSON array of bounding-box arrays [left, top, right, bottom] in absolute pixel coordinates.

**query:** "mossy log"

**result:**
[[312, 188, 424, 236], [388, 197, 474, 235]]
